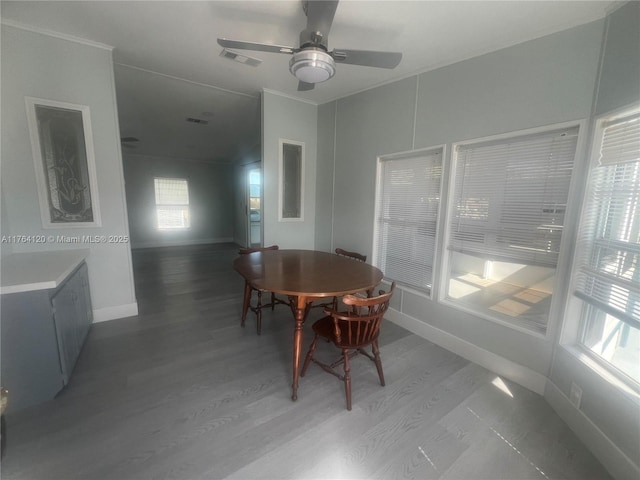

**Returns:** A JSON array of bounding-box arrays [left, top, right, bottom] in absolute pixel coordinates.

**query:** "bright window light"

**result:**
[[445, 125, 579, 333], [154, 177, 190, 230]]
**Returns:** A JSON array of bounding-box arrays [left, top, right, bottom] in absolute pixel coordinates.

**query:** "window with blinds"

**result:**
[[576, 108, 640, 383], [445, 125, 579, 332], [154, 177, 190, 229], [373, 148, 443, 293]]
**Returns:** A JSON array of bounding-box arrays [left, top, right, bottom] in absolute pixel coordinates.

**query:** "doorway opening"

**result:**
[[248, 167, 262, 248]]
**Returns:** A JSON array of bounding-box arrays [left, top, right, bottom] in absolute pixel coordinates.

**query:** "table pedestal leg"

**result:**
[[291, 295, 308, 401]]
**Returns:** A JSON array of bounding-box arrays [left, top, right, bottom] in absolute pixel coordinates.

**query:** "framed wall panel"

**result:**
[[25, 97, 101, 228], [278, 138, 304, 222]]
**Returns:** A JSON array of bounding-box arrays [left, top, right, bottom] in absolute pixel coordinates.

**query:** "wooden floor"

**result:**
[[1, 243, 613, 480]]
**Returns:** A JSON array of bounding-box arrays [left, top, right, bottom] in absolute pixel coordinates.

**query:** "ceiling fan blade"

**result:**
[[298, 81, 315, 91], [304, 0, 339, 40], [217, 38, 295, 55], [331, 49, 402, 69]]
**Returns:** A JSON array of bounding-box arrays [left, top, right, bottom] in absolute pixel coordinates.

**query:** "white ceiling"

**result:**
[[1, 0, 619, 164]]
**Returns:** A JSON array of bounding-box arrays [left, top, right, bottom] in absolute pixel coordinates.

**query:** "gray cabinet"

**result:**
[[51, 262, 93, 384], [1, 261, 93, 411]]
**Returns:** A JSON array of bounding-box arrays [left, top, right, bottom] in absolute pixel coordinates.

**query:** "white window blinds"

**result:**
[[154, 177, 190, 229], [450, 127, 579, 267], [575, 111, 640, 330], [374, 149, 443, 292]]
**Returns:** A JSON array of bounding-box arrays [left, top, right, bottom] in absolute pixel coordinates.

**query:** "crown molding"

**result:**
[[262, 88, 319, 106], [121, 151, 234, 167], [115, 63, 259, 100], [1, 19, 113, 51]]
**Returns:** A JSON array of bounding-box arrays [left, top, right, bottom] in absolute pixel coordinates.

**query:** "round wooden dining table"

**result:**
[[233, 249, 384, 401]]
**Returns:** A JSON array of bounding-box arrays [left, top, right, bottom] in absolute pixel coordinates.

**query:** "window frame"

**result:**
[[563, 103, 640, 390], [371, 145, 446, 297], [278, 138, 305, 222], [153, 176, 191, 231], [438, 121, 586, 337]]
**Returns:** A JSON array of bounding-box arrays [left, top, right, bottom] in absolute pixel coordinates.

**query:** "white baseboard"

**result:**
[[386, 308, 547, 395], [545, 380, 639, 480], [131, 237, 234, 249], [92, 302, 138, 323]]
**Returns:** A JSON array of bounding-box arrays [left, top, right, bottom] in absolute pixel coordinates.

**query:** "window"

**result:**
[[575, 107, 640, 384], [444, 125, 579, 332], [373, 148, 443, 293], [154, 177, 190, 229]]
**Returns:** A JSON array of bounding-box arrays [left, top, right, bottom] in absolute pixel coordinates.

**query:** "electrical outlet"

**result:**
[[569, 382, 583, 409]]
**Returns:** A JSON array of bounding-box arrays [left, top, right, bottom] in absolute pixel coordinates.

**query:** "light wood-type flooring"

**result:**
[[1, 243, 613, 479]]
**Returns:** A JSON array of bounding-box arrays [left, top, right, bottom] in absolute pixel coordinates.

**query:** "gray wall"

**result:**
[[1, 25, 137, 321], [595, 1, 640, 116], [314, 14, 639, 480], [314, 101, 337, 252], [262, 91, 317, 249], [334, 78, 417, 254], [123, 154, 234, 248], [326, 19, 603, 384], [1, 188, 13, 256]]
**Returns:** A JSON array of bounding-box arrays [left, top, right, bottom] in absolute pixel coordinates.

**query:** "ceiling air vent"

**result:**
[[120, 137, 139, 149], [186, 117, 209, 125], [220, 48, 262, 67]]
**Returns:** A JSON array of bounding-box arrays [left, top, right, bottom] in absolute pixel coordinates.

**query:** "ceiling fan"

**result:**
[[217, 0, 402, 91]]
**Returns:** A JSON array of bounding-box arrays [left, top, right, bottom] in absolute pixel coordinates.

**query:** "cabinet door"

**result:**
[[0, 292, 64, 410], [51, 262, 93, 385], [52, 278, 80, 385], [76, 263, 93, 347]]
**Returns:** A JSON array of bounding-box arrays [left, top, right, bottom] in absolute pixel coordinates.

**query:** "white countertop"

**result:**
[[0, 249, 89, 295]]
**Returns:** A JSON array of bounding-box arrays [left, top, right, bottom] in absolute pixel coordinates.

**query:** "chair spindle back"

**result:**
[[335, 248, 367, 263], [326, 282, 395, 348]]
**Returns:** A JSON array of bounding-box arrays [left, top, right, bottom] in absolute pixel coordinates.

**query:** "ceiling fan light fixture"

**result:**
[[289, 49, 335, 84]]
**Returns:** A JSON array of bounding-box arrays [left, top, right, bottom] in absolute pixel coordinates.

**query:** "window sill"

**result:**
[[392, 282, 432, 301], [439, 296, 549, 339]]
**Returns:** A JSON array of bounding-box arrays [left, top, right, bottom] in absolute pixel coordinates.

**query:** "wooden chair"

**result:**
[[301, 282, 396, 410], [334, 247, 367, 263], [313, 248, 368, 310], [238, 245, 288, 335]]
